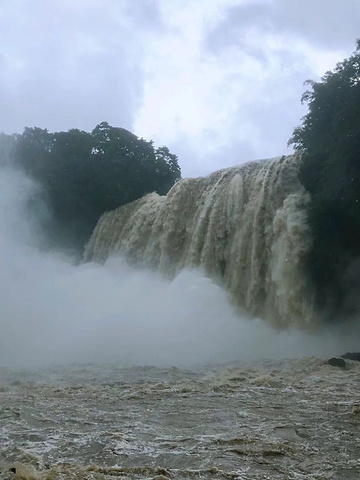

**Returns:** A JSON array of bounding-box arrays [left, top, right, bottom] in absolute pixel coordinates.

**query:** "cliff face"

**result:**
[[85, 154, 316, 328]]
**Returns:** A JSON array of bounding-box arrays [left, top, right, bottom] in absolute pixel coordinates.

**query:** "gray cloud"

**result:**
[[182, 0, 360, 178], [0, 0, 162, 134], [169, 100, 304, 178], [0, 0, 357, 178], [164, 135, 259, 178], [205, 0, 360, 53]]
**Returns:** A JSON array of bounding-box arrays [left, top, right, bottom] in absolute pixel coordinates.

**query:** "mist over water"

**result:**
[[0, 166, 358, 368]]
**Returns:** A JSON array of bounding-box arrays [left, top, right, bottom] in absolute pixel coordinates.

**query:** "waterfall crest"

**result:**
[[85, 154, 316, 328]]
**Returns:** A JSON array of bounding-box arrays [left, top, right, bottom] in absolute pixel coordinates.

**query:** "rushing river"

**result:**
[[1, 357, 360, 480]]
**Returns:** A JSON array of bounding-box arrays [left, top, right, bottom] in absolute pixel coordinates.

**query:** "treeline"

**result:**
[[0, 122, 181, 254], [290, 40, 360, 319]]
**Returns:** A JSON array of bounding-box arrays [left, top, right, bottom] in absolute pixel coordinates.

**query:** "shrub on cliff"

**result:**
[[289, 40, 360, 317]]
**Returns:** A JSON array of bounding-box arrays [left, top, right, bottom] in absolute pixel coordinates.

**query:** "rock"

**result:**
[[352, 405, 360, 415], [341, 352, 360, 361], [327, 357, 346, 369]]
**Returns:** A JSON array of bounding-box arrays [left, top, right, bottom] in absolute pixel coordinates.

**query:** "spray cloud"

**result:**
[[0, 165, 358, 368]]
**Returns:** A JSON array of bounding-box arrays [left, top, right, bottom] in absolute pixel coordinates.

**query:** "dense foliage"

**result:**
[[1, 122, 181, 254], [289, 41, 360, 317]]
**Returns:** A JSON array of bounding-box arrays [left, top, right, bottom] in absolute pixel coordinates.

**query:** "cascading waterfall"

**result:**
[[84, 154, 316, 328]]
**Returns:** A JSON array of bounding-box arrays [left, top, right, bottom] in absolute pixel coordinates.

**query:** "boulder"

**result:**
[[327, 357, 346, 369], [341, 352, 360, 361]]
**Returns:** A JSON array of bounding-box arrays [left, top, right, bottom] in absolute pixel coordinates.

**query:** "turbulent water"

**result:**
[[85, 154, 315, 328], [1, 358, 360, 480]]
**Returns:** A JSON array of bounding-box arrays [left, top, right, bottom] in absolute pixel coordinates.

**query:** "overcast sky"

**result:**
[[0, 0, 359, 177]]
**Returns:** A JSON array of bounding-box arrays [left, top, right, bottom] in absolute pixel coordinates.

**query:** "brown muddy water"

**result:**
[[1, 357, 360, 480]]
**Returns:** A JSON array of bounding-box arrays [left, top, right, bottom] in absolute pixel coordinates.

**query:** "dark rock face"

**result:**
[[327, 357, 346, 369], [341, 352, 360, 361]]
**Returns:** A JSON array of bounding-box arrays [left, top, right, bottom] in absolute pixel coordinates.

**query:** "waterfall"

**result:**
[[84, 154, 316, 328]]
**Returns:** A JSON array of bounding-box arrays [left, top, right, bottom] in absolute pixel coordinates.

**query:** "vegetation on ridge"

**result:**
[[0, 122, 181, 254], [289, 40, 360, 319]]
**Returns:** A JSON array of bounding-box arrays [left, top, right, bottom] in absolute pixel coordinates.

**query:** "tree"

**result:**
[[154, 146, 181, 194], [289, 40, 360, 317], [10, 123, 181, 255]]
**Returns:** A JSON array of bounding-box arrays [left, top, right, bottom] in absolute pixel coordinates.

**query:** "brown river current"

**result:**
[[1, 358, 360, 480]]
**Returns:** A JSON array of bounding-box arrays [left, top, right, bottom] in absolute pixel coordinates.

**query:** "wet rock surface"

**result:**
[[1, 357, 360, 480], [327, 357, 346, 368], [341, 352, 360, 361]]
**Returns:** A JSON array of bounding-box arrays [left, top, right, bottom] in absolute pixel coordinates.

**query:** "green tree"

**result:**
[[154, 146, 181, 194], [289, 40, 360, 317], [10, 122, 181, 255]]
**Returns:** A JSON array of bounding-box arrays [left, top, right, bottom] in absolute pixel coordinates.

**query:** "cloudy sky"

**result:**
[[0, 0, 359, 177]]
